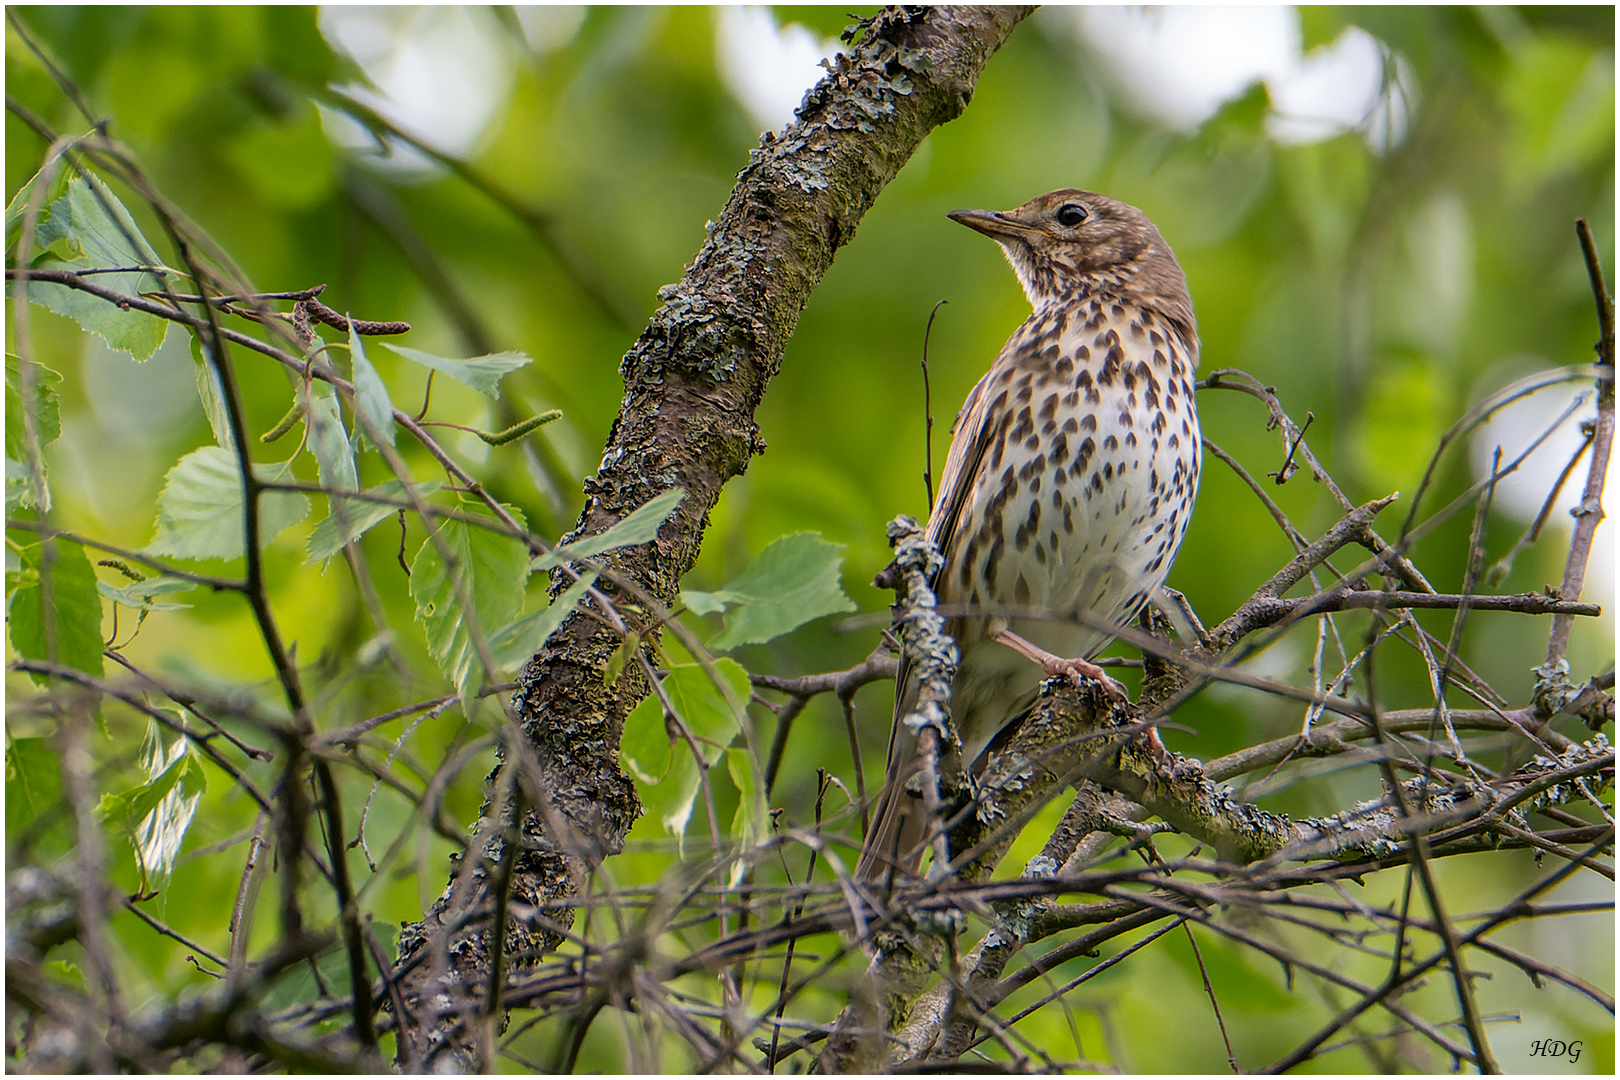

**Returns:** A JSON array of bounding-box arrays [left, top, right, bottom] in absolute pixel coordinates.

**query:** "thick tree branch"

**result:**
[[392, 7, 1034, 1069]]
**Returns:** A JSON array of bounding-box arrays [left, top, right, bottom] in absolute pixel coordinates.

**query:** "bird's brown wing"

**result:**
[[925, 362, 1005, 573], [857, 358, 1009, 882]]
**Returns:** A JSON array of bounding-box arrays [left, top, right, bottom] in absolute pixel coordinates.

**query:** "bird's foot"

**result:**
[[991, 628, 1130, 702], [1143, 725, 1173, 763]]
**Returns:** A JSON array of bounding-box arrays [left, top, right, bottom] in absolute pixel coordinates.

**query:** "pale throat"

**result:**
[[999, 240, 1133, 310]]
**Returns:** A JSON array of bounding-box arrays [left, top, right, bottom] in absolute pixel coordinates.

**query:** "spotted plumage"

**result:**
[[858, 189, 1201, 882]]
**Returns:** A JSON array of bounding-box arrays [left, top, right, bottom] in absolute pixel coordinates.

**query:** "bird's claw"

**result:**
[[1040, 655, 1130, 702], [991, 626, 1133, 702]]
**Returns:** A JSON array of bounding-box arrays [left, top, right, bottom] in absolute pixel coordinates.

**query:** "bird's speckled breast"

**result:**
[[936, 282, 1200, 759]]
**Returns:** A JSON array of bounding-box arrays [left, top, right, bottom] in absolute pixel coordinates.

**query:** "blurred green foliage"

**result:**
[[5, 6, 1613, 1073]]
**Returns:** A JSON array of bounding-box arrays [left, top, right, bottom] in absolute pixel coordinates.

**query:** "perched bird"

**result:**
[[858, 190, 1201, 882]]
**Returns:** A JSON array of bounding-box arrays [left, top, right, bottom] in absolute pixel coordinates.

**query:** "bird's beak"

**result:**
[[948, 208, 1033, 240]]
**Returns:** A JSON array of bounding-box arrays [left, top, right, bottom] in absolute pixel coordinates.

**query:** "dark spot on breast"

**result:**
[[1010, 407, 1033, 443], [960, 531, 981, 580], [1099, 347, 1123, 385], [983, 533, 1005, 591], [1103, 434, 1118, 451]]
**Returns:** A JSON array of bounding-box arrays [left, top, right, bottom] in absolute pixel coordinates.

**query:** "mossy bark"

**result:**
[[394, 7, 1035, 1069]]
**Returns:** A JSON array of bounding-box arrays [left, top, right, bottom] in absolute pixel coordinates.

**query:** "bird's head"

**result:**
[[948, 190, 1191, 319]]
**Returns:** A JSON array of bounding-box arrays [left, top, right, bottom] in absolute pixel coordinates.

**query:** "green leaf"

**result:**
[[96, 574, 196, 612], [488, 570, 598, 672], [135, 752, 205, 885], [704, 532, 857, 650], [348, 323, 395, 447], [306, 386, 357, 493], [4, 354, 63, 456], [7, 539, 105, 681], [681, 589, 743, 616], [727, 745, 766, 876], [305, 479, 441, 565], [4, 159, 72, 248], [410, 507, 529, 708], [101, 723, 207, 887], [3, 459, 31, 517], [25, 174, 169, 360], [6, 737, 62, 842], [4, 354, 63, 512], [146, 446, 311, 561], [190, 335, 236, 451], [381, 343, 532, 398], [533, 488, 685, 570], [620, 659, 750, 843]]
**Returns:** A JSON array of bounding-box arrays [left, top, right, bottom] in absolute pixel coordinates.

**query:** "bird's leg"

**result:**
[[988, 624, 1176, 760], [989, 624, 1131, 703]]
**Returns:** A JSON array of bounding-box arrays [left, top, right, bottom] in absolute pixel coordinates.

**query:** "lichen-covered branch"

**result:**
[[391, 7, 1034, 1069], [878, 675, 1612, 1065]]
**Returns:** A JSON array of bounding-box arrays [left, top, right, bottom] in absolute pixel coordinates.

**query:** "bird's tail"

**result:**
[[855, 745, 926, 884]]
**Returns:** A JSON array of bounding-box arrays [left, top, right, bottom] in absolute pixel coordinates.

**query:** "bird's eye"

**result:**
[[1055, 203, 1088, 228]]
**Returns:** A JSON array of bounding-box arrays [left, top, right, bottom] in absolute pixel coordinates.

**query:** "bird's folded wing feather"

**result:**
[[888, 352, 1009, 738]]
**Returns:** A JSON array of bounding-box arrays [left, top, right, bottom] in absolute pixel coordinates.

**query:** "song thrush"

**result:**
[[858, 189, 1201, 882]]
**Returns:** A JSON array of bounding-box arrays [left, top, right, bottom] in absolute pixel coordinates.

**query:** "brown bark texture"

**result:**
[[393, 6, 1035, 1069]]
